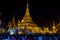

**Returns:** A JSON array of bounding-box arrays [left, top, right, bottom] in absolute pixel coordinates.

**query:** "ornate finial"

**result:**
[[25, 2, 30, 16], [53, 20, 55, 27], [27, 2, 29, 8]]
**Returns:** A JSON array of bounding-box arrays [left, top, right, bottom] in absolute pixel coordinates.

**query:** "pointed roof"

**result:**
[[23, 2, 32, 20], [12, 14, 15, 27], [8, 19, 12, 28], [52, 21, 56, 29], [21, 3, 36, 26], [17, 19, 21, 27]]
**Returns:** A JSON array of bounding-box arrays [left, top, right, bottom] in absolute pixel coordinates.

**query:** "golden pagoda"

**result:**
[[12, 14, 16, 28], [20, 3, 43, 33], [8, 19, 12, 29], [57, 22, 60, 31], [44, 27, 49, 34], [17, 20, 21, 27], [52, 21, 58, 33]]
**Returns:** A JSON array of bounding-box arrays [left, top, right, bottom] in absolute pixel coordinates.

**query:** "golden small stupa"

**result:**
[[52, 21, 58, 33], [12, 14, 15, 27], [20, 3, 43, 33], [8, 14, 16, 29], [17, 19, 21, 28], [57, 22, 60, 31], [8, 19, 12, 29]]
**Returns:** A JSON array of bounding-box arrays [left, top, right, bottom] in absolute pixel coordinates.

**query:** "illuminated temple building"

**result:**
[[19, 3, 43, 34], [7, 3, 43, 34], [17, 3, 60, 34], [7, 3, 60, 35]]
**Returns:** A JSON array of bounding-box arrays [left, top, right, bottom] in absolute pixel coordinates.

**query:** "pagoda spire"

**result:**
[[52, 20, 57, 33], [17, 19, 21, 27], [12, 14, 15, 27], [21, 3, 33, 28], [24, 2, 31, 17], [8, 18, 12, 29], [52, 21, 56, 29]]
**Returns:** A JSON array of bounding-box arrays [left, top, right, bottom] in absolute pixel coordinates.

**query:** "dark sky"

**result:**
[[0, 0, 60, 27]]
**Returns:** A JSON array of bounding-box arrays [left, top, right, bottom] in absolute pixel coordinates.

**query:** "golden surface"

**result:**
[[7, 3, 60, 34], [20, 3, 42, 33]]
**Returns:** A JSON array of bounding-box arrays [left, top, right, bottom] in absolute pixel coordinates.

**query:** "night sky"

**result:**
[[0, 0, 60, 27]]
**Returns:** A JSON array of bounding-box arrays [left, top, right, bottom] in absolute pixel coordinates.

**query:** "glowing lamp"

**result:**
[[10, 31, 14, 35], [49, 31, 52, 34], [52, 26, 56, 29], [41, 31, 43, 34], [22, 20, 24, 22], [18, 31, 22, 35]]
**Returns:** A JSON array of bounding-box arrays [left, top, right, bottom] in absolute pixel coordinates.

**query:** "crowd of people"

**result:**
[[0, 34, 60, 40], [0, 22, 60, 40], [0, 25, 33, 35]]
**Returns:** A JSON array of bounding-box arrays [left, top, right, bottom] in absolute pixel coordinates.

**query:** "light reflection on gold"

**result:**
[[22, 20, 24, 22], [6, 2, 60, 35], [18, 20, 21, 27], [49, 31, 52, 34], [18, 31, 22, 35], [1, 28, 6, 33], [8, 19, 12, 29]]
